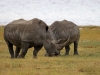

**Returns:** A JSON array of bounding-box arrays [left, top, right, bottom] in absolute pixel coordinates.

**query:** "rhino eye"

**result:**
[[49, 42, 53, 45], [51, 42, 53, 44]]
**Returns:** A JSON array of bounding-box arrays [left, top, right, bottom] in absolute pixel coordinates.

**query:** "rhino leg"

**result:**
[[6, 41, 14, 59], [74, 41, 78, 55], [18, 42, 29, 58], [65, 45, 70, 55], [15, 47, 21, 58], [33, 46, 42, 58]]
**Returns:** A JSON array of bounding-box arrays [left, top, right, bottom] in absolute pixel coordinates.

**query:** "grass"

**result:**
[[0, 26, 100, 75]]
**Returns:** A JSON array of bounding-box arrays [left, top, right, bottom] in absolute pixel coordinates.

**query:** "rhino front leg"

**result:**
[[33, 46, 42, 58], [65, 45, 70, 55], [18, 42, 29, 58]]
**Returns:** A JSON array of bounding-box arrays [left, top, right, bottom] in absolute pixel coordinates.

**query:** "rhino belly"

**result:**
[[8, 38, 21, 48]]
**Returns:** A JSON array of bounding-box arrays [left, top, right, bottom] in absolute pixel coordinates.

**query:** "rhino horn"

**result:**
[[57, 35, 70, 49]]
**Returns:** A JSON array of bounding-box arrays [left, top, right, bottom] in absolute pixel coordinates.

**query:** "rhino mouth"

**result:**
[[54, 52, 60, 56], [48, 52, 59, 57]]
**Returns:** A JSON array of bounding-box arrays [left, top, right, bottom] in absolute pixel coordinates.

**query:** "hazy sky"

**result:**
[[0, 0, 100, 26]]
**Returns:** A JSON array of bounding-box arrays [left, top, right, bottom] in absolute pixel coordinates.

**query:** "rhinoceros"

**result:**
[[4, 18, 60, 58], [48, 20, 80, 55]]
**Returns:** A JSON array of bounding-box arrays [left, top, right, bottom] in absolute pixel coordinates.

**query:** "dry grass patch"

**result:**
[[0, 26, 100, 75]]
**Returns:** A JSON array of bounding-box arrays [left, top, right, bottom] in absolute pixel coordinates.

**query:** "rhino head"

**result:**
[[43, 28, 60, 56], [44, 29, 70, 56]]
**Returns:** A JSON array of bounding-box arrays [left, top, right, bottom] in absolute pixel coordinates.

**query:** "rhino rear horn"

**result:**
[[58, 35, 70, 48]]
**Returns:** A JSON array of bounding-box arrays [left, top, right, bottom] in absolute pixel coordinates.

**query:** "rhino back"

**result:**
[[49, 20, 80, 43], [49, 21, 70, 40], [4, 22, 27, 47], [4, 18, 47, 47], [61, 20, 80, 38], [20, 19, 47, 43]]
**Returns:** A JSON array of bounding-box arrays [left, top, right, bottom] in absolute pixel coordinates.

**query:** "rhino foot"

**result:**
[[73, 53, 79, 55], [33, 56, 37, 59], [17, 55, 25, 59]]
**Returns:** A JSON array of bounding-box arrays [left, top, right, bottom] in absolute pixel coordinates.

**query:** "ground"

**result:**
[[0, 26, 100, 75]]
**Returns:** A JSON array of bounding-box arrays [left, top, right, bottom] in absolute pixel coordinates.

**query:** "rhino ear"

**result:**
[[39, 20, 42, 24], [39, 20, 48, 32], [46, 26, 48, 32]]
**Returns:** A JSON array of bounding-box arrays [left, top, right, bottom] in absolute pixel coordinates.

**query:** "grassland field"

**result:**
[[0, 26, 100, 75]]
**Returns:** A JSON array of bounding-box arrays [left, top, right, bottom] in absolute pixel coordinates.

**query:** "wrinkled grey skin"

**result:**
[[48, 20, 80, 55], [4, 18, 59, 58]]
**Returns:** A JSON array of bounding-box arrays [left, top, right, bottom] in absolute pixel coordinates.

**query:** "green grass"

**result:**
[[0, 26, 100, 75]]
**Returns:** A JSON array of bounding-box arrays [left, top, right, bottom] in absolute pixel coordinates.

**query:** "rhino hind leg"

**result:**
[[33, 46, 42, 58], [6, 41, 14, 59], [18, 42, 29, 58], [74, 41, 78, 55], [65, 45, 70, 55], [15, 47, 21, 58]]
